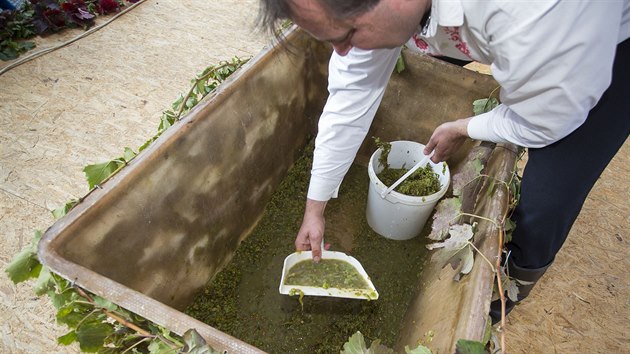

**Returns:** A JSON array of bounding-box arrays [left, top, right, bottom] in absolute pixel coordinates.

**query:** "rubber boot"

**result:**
[[490, 257, 551, 324]]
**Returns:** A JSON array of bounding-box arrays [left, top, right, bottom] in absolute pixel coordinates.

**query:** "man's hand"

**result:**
[[424, 118, 472, 162], [295, 199, 329, 262]]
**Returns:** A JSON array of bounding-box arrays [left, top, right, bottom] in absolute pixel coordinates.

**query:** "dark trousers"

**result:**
[[508, 38, 630, 269]]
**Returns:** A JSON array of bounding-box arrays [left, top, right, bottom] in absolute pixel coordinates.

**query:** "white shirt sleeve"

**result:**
[[467, 1, 625, 148], [307, 47, 401, 201]]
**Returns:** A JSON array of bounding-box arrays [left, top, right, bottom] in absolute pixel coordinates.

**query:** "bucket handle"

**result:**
[[380, 152, 432, 199]]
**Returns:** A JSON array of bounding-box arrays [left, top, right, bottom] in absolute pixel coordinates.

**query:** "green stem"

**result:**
[[175, 59, 249, 120], [121, 337, 151, 354], [156, 334, 182, 350], [467, 241, 495, 273], [458, 212, 498, 227], [74, 309, 100, 329]]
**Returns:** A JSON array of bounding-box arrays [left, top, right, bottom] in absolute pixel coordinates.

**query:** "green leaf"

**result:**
[[503, 218, 516, 243], [485, 178, 495, 198], [58, 330, 78, 346], [341, 331, 399, 354], [482, 315, 492, 345], [341, 332, 369, 354], [6, 230, 43, 284], [76, 321, 115, 353], [172, 94, 184, 109], [395, 54, 405, 73], [0, 41, 34, 61], [159, 111, 176, 131], [92, 296, 118, 312], [195, 80, 205, 96], [49, 288, 77, 309], [185, 96, 198, 109], [56, 307, 85, 327], [34, 266, 54, 296], [83, 160, 123, 189], [99, 347, 123, 354], [139, 136, 157, 152], [368, 339, 396, 354], [158, 326, 183, 347], [148, 339, 174, 353], [52, 199, 79, 219], [123, 147, 136, 162], [455, 339, 488, 354], [472, 97, 499, 116], [19, 41, 35, 51], [56, 296, 95, 326], [181, 329, 221, 354], [405, 344, 432, 354]]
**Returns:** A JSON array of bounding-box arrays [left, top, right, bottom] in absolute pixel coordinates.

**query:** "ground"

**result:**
[[1, 1, 628, 353]]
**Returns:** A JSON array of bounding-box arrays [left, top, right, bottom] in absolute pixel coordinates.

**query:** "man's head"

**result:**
[[259, 0, 429, 56]]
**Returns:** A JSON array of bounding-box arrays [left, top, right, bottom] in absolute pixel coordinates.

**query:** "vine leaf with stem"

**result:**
[[426, 224, 475, 276], [427, 197, 462, 241]]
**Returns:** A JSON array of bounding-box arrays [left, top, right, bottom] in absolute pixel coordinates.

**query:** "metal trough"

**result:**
[[39, 28, 516, 353]]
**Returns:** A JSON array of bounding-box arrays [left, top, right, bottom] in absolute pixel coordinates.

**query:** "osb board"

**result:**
[[505, 141, 630, 353], [1, 2, 628, 352], [0, 0, 268, 353]]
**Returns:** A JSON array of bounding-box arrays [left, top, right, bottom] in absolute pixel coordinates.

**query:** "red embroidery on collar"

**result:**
[[444, 27, 471, 58], [412, 33, 429, 51]]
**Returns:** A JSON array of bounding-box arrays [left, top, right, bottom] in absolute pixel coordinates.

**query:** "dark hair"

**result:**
[[257, 0, 381, 34]]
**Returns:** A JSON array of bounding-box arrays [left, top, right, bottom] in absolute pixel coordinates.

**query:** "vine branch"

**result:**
[[74, 286, 154, 339], [175, 60, 249, 120]]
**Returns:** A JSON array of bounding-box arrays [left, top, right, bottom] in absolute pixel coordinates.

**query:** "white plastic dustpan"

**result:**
[[279, 248, 379, 300]]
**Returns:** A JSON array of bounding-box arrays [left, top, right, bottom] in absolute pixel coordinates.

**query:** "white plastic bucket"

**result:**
[[366, 140, 450, 240]]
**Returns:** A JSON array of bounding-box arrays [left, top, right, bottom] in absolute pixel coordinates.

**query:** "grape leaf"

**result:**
[[395, 54, 405, 73], [56, 305, 86, 327], [181, 329, 222, 354], [428, 197, 462, 241], [472, 97, 499, 116], [83, 160, 123, 189], [49, 288, 77, 310], [452, 158, 483, 197], [58, 330, 77, 346], [52, 199, 79, 219], [503, 218, 516, 243], [92, 295, 118, 312], [171, 95, 184, 111], [341, 332, 369, 353], [493, 263, 535, 302], [405, 345, 432, 354], [34, 265, 54, 296], [341, 331, 395, 354], [427, 224, 474, 275], [506, 277, 520, 303], [5, 230, 43, 283], [368, 340, 396, 354], [148, 339, 173, 353], [123, 147, 136, 162], [455, 339, 489, 354], [76, 321, 114, 353]]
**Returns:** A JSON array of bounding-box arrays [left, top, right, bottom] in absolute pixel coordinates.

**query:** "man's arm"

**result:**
[[308, 46, 402, 200], [298, 46, 401, 258], [426, 2, 625, 162], [465, 1, 623, 148]]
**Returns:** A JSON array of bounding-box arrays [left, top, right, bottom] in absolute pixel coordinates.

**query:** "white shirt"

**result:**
[[308, 0, 630, 202]]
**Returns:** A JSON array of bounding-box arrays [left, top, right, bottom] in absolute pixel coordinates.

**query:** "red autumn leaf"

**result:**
[[61, 0, 95, 28], [97, 0, 120, 15], [43, 8, 65, 28]]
